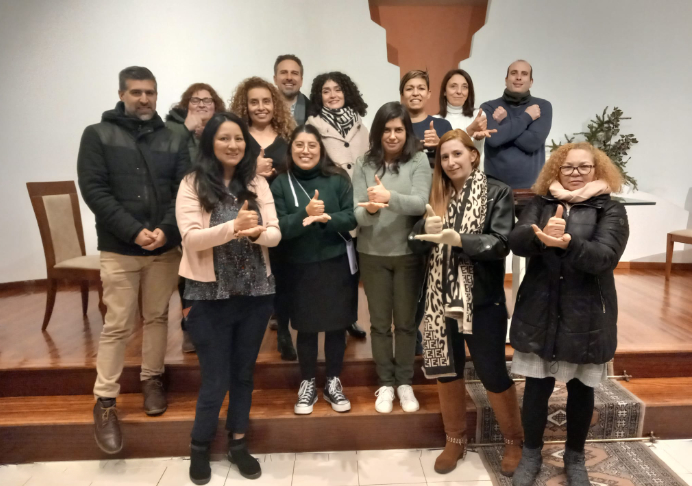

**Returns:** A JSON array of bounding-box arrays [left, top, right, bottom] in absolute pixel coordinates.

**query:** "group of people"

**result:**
[[76, 54, 629, 486]]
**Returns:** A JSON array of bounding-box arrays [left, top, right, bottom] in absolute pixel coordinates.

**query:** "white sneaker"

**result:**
[[375, 386, 395, 413], [397, 385, 420, 412]]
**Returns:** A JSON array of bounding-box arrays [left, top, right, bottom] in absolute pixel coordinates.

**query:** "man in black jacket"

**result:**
[[77, 66, 190, 454]]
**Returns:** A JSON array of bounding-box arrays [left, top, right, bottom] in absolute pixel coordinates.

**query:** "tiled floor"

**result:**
[[2, 440, 692, 485]]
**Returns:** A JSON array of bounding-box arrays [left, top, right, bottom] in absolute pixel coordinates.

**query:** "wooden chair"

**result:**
[[666, 229, 692, 279], [26, 181, 105, 330]]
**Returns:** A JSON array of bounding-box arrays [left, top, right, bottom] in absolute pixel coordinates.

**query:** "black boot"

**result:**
[[228, 436, 262, 479], [346, 322, 366, 339], [189, 441, 211, 485], [563, 447, 590, 486], [277, 329, 297, 361]]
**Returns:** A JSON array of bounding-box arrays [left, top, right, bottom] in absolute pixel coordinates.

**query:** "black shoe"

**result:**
[[93, 398, 122, 454], [228, 437, 262, 480], [189, 441, 211, 485], [142, 375, 167, 415], [268, 314, 278, 331], [277, 330, 297, 361], [324, 377, 351, 412], [294, 378, 318, 414], [346, 322, 366, 339]]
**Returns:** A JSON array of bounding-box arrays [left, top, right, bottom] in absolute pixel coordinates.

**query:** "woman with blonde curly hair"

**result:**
[[230, 77, 295, 183], [508, 142, 629, 486]]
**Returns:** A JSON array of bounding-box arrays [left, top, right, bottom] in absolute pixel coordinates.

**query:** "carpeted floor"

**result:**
[[479, 442, 687, 486]]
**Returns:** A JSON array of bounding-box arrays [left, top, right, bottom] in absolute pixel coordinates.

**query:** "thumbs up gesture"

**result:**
[[544, 205, 566, 238], [235, 200, 260, 232], [423, 120, 440, 147], [367, 175, 391, 204], [531, 205, 571, 249], [423, 204, 443, 234], [256, 148, 276, 178], [306, 190, 325, 216]]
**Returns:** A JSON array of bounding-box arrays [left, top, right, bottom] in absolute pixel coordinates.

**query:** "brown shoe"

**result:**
[[487, 384, 524, 477], [142, 376, 167, 416], [181, 330, 196, 353], [434, 379, 467, 474], [93, 399, 123, 454]]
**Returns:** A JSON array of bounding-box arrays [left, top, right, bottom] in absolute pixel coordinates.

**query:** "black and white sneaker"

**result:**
[[294, 378, 318, 414], [324, 377, 351, 412]]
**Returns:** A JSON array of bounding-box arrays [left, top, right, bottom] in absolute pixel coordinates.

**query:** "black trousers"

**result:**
[[437, 303, 514, 394], [296, 330, 346, 381], [186, 295, 273, 442], [522, 376, 595, 452]]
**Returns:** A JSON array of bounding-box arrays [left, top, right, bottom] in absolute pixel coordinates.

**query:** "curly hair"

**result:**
[[308, 72, 368, 117], [229, 77, 295, 141], [173, 82, 225, 113], [532, 142, 624, 195]]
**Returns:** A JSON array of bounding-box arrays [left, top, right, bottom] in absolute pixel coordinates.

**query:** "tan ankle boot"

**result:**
[[434, 379, 467, 474], [486, 384, 524, 477]]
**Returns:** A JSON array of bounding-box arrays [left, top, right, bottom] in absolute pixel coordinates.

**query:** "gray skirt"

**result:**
[[511, 351, 607, 388]]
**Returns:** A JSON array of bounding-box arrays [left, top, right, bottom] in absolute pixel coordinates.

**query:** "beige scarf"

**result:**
[[549, 180, 611, 202]]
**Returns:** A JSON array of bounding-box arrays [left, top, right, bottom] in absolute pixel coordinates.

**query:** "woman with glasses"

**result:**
[[508, 142, 629, 486]]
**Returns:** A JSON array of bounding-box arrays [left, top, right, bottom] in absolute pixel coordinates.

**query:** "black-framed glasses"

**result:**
[[559, 165, 594, 176], [190, 97, 214, 106]]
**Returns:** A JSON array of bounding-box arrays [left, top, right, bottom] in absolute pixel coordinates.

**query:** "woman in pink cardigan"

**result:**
[[176, 112, 280, 484]]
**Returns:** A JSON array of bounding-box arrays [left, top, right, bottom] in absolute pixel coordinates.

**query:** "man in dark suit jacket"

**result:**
[[274, 54, 310, 126]]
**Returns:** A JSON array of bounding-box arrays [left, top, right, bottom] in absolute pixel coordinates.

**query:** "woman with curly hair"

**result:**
[[307, 72, 370, 339], [166, 83, 225, 161], [230, 77, 295, 183], [509, 142, 629, 486]]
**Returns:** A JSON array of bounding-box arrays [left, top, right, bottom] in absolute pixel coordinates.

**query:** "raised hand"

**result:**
[[256, 148, 276, 178], [235, 200, 259, 232], [414, 228, 462, 247], [423, 204, 443, 235], [142, 228, 167, 251], [493, 106, 507, 123], [532, 224, 571, 249], [525, 104, 541, 121], [423, 120, 439, 148], [184, 111, 204, 133], [306, 190, 325, 216], [367, 175, 391, 204], [358, 201, 389, 214], [302, 214, 332, 226], [543, 205, 566, 238], [466, 108, 487, 135]]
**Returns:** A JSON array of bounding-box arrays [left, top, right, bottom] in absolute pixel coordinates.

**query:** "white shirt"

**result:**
[[435, 104, 485, 169]]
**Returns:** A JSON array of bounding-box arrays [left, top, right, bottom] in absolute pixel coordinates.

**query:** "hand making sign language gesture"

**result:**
[[235, 200, 266, 239], [303, 189, 332, 226], [423, 120, 440, 148], [358, 175, 390, 214], [531, 205, 571, 249], [256, 148, 276, 179], [413, 204, 462, 247]]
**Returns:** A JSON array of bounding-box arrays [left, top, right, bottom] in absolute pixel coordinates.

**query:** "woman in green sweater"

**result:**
[[271, 124, 358, 414], [353, 101, 432, 414]]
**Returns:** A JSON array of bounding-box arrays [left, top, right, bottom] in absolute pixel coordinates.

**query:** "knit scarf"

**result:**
[[422, 169, 488, 379], [320, 106, 358, 138], [549, 180, 611, 203], [502, 88, 531, 105]]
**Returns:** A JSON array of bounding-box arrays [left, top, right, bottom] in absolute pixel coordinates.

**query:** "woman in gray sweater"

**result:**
[[353, 102, 432, 414]]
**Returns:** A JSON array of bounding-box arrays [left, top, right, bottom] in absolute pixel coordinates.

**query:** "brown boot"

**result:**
[[487, 384, 524, 477], [434, 379, 467, 474], [142, 375, 167, 416]]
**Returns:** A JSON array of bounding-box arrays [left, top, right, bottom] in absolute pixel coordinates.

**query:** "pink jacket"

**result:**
[[176, 174, 281, 282]]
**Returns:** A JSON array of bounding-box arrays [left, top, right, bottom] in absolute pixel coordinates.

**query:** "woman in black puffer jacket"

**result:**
[[509, 142, 629, 486]]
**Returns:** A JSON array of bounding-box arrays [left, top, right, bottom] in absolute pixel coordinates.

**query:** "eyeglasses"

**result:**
[[190, 97, 214, 106], [559, 165, 594, 176]]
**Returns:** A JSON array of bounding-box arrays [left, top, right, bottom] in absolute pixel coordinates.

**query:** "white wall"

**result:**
[[460, 0, 692, 263], [0, 0, 399, 283]]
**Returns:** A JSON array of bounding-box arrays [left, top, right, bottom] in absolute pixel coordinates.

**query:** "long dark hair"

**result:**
[[189, 112, 259, 212], [284, 124, 350, 182], [438, 69, 475, 118], [308, 72, 368, 117], [365, 102, 423, 176]]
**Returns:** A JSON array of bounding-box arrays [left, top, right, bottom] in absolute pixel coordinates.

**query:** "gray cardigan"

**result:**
[[353, 151, 432, 256]]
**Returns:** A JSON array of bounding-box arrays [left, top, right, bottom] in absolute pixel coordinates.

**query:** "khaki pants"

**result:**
[[94, 248, 181, 398]]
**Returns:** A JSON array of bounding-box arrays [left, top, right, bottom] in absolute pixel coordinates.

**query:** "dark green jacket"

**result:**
[[270, 163, 356, 264], [165, 108, 200, 162]]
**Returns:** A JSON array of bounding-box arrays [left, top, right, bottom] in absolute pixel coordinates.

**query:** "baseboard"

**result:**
[[0, 279, 48, 291], [504, 262, 692, 283]]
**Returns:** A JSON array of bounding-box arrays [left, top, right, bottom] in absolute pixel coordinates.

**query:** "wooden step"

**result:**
[[621, 377, 692, 439]]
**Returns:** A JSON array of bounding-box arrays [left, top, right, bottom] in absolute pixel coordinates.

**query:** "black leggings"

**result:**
[[522, 377, 595, 452], [437, 304, 513, 394], [296, 330, 346, 381]]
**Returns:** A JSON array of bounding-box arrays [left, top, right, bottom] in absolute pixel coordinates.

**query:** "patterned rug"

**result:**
[[479, 442, 687, 486], [465, 363, 645, 444]]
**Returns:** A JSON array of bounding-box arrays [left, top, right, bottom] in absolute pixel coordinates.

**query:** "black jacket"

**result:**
[[410, 176, 515, 307], [77, 102, 190, 256], [509, 194, 629, 364]]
